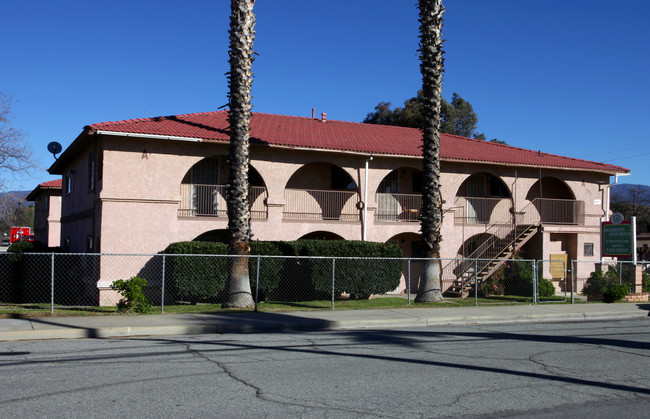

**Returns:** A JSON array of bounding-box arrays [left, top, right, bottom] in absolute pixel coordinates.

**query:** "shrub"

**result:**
[[642, 272, 650, 293], [537, 278, 556, 298], [602, 283, 628, 303], [164, 242, 228, 304], [499, 259, 555, 298], [3, 242, 75, 304], [582, 267, 619, 299], [477, 275, 505, 297], [7, 241, 39, 253], [163, 241, 283, 303], [111, 276, 152, 314], [276, 240, 403, 300]]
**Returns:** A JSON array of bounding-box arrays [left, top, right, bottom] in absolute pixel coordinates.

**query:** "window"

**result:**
[[65, 173, 72, 195], [88, 153, 96, 192], [584, 243, 594, 257]]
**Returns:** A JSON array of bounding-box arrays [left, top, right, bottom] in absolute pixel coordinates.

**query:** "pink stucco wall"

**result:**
[[55, 132, 613, 303]]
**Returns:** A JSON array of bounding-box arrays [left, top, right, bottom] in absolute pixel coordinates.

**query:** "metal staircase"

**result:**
[[443, 200, 542, 297]]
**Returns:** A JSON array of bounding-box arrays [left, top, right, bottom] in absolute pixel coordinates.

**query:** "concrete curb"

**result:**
[[0, 306, 648, 342]]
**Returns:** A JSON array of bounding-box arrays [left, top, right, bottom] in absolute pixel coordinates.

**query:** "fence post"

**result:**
[[161, 254, 166, 314], [50, 253, 55, 314], [474, 259, 478, 306], [331, 258, 336, 310], [255, 255, 260, 312], [407, 258, 411, 306], [533, 260, 538, 305], [618, 261, 623, 285], [569, 259, 576, 304]]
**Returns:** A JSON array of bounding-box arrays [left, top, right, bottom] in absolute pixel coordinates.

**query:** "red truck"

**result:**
[[10, 226, 33, 244]]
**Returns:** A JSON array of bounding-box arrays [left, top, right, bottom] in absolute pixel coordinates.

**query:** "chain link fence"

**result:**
[[572, 259, 647, 301], [1, 252, 645, 313]]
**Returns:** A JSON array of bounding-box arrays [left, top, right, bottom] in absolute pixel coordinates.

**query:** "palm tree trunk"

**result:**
[[223, 0, 256, 308], [416, 0, 445, 303]]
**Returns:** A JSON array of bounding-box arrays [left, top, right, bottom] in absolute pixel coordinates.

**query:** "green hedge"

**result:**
[[163, 241, 283, 303], [163, 240, 403, 302], [272, 240, 403, 300], [1, 243, 98, 305]]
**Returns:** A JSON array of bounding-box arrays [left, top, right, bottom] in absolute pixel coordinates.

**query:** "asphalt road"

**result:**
[[1, 318, 648, 418]]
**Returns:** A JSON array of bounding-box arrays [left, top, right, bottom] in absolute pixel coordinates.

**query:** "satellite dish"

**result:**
[[47, 142, 62, 159]]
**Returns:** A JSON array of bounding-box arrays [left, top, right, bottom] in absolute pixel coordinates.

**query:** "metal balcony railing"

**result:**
[[534, 198, 585, 225], [178, 184, 268, 219], [453, 197, 513, 225], [283, 189, 360, 221], [375, 193, 422, 222]]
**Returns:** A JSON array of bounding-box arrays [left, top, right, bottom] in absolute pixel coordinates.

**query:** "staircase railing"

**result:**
[[443, 199, 544, 289]]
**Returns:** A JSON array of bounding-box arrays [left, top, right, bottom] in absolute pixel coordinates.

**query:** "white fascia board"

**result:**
[[94, 130, 203, 143]]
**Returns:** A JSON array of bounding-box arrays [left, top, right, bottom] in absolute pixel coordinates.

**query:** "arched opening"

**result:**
[[284, 162, 359, 221], [193, 229, 230, 243], [298, 231, 344, 240], [179, 157, 267, 219], [386, 232, 423, 294], [526, 177, 581, 225], [526, 177, 575, 200], [456, 232, 494, 259], [376, 168, 423, 222], [455, 173, 512, 224]]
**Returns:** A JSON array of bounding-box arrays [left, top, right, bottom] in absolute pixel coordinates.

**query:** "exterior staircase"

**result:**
[[443, 200, 542, 297]]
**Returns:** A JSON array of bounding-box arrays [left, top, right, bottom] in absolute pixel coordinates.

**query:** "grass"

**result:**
[[0, 294, 583, 318]]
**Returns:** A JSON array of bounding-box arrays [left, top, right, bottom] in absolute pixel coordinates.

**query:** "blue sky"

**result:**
[[3, 0, 649, 192]]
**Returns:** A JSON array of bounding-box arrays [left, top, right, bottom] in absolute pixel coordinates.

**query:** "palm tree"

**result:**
[[415, 0, 445, 303], [223, 0, 256, 308]]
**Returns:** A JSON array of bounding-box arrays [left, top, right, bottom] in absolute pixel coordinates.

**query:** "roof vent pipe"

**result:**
[[321, 112, 327, 122], [312, 108, 315, 119]]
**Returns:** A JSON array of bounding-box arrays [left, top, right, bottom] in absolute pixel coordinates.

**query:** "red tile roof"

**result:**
[[39, 179, 62, 189], [26, 179, 62, 201], [86, 111, 627, 174]]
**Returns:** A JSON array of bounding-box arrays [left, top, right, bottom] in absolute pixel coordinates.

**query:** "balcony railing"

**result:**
[[453, 196, 585, 226], [534, 198, 585, 225], [283, 189, 360, 221], [178, 184, 267, 219], [453, 197, 513, 225], [375, 193, 422, 222]]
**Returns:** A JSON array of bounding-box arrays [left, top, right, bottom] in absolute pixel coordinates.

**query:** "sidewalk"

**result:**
[[1, 303, 649, 342]]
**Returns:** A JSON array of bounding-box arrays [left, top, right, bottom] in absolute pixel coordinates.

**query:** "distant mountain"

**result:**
[[0, 191, 31, 203], [611, 184, 650, 203]]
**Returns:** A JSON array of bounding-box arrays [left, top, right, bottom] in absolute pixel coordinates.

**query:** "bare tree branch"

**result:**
[[0, 93, 35, 190]]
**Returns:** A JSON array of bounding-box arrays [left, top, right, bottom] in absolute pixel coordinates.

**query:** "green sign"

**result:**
[[602, 221, 632, 257]]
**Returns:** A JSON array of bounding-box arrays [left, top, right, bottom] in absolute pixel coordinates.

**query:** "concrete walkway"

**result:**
[[1, 303, 648, 342]]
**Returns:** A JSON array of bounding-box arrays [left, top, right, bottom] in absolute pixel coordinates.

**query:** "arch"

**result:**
[[375, 168, 423, 222], [386, 232, 423, 294], [456, 232, 495, 258], [455, 173, 512, 224], [181, 156, 266, 188], [284, 162, 359, 221], [193, 229, 230, 243], [526, 177, 575, 200], [376, 167, 423, 194], [180, 157, 267, 218], [526, 177, 578, 224], [456, 172, 511, 198], [298, 231, 344, 240], [285, 161, 357, 190]]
